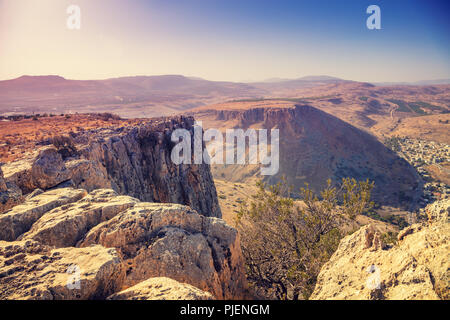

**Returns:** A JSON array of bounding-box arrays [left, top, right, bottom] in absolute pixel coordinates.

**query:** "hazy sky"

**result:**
[[0, 0, 449, 82]]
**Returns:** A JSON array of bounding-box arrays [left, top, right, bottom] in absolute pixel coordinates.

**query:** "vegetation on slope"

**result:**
[[235, 178, 374, 300]]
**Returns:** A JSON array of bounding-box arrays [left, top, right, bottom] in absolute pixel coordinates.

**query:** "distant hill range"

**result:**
[[0, 74, 352, 118], [0, 75, 264, 117], [0, 74, 448, 119]]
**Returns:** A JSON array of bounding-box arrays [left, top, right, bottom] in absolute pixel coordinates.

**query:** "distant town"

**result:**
[[385, 136, 450, 208]]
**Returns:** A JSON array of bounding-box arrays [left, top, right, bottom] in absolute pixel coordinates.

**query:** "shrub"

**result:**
[[50, 135, 78, 159], [236, 178, 374, 300]]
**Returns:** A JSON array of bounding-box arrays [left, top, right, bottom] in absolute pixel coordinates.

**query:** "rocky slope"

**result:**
[[0, 188, 246, 300], [1, 116, 221, 218], [311, 199, 449, 300]]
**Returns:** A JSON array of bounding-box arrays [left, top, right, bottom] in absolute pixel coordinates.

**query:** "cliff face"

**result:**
[[311, 199, 449, 300], [194, 105, 420, 208], [0, 188, 246, 300], [1, 116, 221, 218]]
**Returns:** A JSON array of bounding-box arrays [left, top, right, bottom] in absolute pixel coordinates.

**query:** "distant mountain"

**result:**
[[249, 75, 349, 93], [0, 75, 266, 117], [261, 75, 344, 83], [0, 74, 349, 117], [1, 74, 447, 118]]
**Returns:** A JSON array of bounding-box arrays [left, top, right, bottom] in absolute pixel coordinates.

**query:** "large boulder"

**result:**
[[0, 240, 125, 300], [2, 147, 72, 194], [107, 277, 213, 300], [310, 199, 449, 300]]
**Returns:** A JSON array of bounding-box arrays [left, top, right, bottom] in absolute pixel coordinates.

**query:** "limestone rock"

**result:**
[[78, 202, 247, 299], [0, 187, 246, 299], [19, 189, 137, 247], [0, 166, 6, 192], [107, 277, 213, 300], [310, 199, 449, 300], [0, 240, 125, 300], [0, 188, 87, 241], [3, 147, 70, 194], [425, 199, 449, 223], [0, 166, 23, 214]]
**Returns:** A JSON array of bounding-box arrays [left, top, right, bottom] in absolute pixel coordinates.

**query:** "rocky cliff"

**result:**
[[1, 116, 221, 218], [0, 188, 246, 300], [311, 199, 449, 300]]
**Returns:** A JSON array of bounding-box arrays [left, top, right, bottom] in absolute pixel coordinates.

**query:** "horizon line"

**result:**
[[1, 74, 450, 85]]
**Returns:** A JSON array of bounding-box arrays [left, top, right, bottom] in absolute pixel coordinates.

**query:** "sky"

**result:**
[[0, 0, 449, 82]]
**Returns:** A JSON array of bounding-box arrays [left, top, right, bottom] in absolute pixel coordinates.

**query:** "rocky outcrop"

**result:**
[[0, 188, 246, 300], [0, 166, 23, 214], [107, 277, 213, 300], [2, 116, 221, 218], [19, 189, 137, 247], [0, 167, 6, 192], [0, 240, 125, 300], [311, 199, 449, 300], [0, 188, 87, 241], [78, 201, 246, 299]]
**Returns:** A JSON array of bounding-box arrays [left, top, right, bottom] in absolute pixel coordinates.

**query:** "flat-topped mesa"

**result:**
[[1, 115, 221, 218], [191, 104, 420, 208]]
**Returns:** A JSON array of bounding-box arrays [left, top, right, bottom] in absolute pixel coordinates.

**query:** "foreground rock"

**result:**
[[0, 240, 124, 300], [0, 188, 87, 241], [1, 116, 221, 218], [0, 188, 246, 299], [0, 167, 6, 192], [20, 189, 137, 247], [311, 199, 449, 300], [78, 202, 247, 299], [107, 277, 213, 300], [0, 166, 23, 214]]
